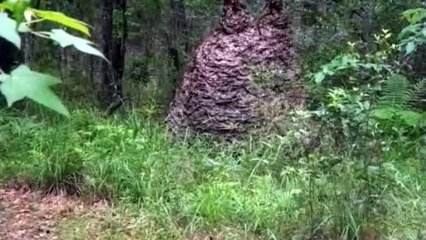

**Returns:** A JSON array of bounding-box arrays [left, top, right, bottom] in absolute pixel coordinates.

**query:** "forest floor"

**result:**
[[0, 183, 223, 240], [0, 183, 109, 240]]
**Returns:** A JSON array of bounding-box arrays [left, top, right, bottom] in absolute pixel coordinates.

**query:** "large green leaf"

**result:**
[[371, 107, 397, 120], [314, 72, 325, 84], [398, 23, 422, 40], [0, 65, 69, 116], [402, 8, 426, 24], [30, 9, 90, 36], [397, 110, 424, 128], [48, 29, 107, 61], [405, 41, 416, 54], [0, 12, 21, 49], [372, 106, 425, 128], [0, 0, 30, 25]]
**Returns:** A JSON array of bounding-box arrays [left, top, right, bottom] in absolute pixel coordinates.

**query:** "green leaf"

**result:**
[[0, 74, 7, 82], [398, 24, 421, 40], [402, 8, 426, 24], [372, 107, 396, 120], [0, 65, 69, 116], [397, 110, 424, 128], [314, 72, 325, 84], [31, 9, 90, 36], [405, 42, 416, 54], [17, 22, 31, 32], [372, 107, 424, 129], [0, 12, 21, 49], [48, 29, 107, 61], [10, 0, 30, 25]]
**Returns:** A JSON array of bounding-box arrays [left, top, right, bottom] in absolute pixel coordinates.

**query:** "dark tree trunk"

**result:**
[[100, 0, 128, 114], [101, 0, 114, 106], [167, 0, 188, 85], [111, 0, 128, 97], [22, 0, 42, 66]]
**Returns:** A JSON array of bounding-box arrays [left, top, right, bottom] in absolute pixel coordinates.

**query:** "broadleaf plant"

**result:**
[[0, 0, 106, 116], [0, 12, 20, 48], [47, 29, 107, 61], [0, 65, 69, 116], [29, 9, 90, 36], [398, 8, 426, 54]]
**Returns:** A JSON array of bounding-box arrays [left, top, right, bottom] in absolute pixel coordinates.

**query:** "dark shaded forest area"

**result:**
[[0, 0, 426, 239]]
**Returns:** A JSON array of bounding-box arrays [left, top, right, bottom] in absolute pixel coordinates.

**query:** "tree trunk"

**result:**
[[100, 0, 128, 114], [168, 0, 188, 85], [101, 0, 114, 106], [111, 0, 128, 98]]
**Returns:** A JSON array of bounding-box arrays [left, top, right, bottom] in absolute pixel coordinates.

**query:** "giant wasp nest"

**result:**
[[166, 0, 304, 138]]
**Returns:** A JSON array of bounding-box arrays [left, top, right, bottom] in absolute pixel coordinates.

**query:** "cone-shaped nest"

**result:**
[[166, 0, 304, 138]]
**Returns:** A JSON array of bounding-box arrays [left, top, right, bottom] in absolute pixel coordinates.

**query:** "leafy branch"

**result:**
[[0, 0, 107, 116]]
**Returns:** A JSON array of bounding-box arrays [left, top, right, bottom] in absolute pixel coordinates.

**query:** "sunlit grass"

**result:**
[[1, 105, 425, 239]]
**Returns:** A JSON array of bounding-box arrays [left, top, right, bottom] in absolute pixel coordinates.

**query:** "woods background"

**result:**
[[22, 0, 425, 114]]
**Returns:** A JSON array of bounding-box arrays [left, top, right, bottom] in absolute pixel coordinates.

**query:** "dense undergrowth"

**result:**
[[0, 103, 425, 239]]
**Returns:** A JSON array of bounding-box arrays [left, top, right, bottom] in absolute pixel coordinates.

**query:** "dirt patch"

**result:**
[[0, 184, 107, 240]]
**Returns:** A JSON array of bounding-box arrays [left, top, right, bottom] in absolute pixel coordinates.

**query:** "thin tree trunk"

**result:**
[[100, 0, 127, 114], [168, 0, 188, 85], [101, 0, 114, 106], [22, 35, 32, 65], [111, 0, 128, 93]]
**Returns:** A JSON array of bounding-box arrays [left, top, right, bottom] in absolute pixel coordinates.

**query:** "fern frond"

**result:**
[[378, 74, 412, 108], [373, 74, 425, 128], [410, 78, 426, 106]]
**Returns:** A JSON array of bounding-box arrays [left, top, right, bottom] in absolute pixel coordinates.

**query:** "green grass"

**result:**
[[0, 104, 425, 239]]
